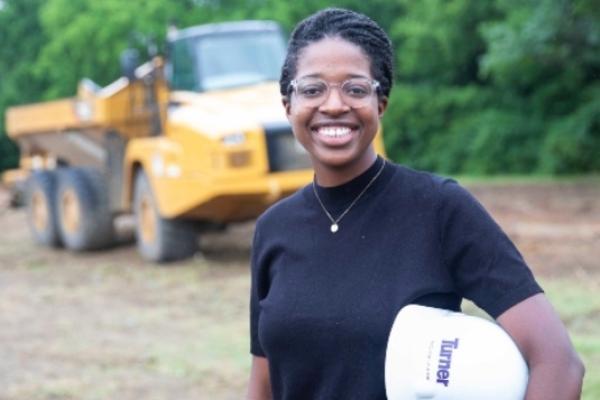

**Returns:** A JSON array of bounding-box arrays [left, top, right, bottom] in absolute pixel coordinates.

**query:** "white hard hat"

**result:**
[[385, 305, 528, 400]]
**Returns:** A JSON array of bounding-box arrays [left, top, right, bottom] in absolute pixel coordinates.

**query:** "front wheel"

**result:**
[[133, 170, 199, 262]]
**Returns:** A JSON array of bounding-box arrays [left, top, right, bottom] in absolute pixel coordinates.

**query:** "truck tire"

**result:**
[[56, 167, 114, 251], [25, 170, 62, 247], [133, 170, 199, 262]]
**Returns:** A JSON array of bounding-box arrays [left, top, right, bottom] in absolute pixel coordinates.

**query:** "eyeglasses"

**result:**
[[289, 77, 380, 108]]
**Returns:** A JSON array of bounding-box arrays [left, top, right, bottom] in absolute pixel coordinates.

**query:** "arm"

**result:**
[[246, 355, 272, 400], [497, 293, 585, 400]]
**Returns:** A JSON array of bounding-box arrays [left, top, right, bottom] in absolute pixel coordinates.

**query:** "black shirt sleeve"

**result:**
[[437, 179, 543, 318]]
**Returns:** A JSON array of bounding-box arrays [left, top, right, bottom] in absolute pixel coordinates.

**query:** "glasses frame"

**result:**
[[288, 77, 381, 109]]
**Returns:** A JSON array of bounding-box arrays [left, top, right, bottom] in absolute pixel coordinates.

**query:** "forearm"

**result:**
[[497, 294, 585, 400], [246, 387, 272, 400], [246, 356, 272, 400], [525, 355, 585, 400], [246, 395, 272, 400]]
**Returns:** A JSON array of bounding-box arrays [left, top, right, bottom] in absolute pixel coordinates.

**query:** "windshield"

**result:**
[[170, 30, 286, 92]]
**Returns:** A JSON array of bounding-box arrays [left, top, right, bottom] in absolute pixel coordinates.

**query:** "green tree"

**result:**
[[2, 0, 598, 175], [34, 0, 208, 98], [0, 0, 48, 171], [383, 0, 508, 173], [480, 0, 600, 173], [383, 0, 599, 174]]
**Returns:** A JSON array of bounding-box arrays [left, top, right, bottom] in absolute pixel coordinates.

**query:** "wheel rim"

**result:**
[[139, 194, 156, 244], [61, 189, 80, 234], [31, 190, 49, 232]]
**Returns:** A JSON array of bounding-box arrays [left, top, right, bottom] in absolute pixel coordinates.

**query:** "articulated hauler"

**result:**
[[3, 20, 385, 262]]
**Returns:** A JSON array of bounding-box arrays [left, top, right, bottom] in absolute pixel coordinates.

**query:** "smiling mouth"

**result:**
[[314, 126, 354, 138]]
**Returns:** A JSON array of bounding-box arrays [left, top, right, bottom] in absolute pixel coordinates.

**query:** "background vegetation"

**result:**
[[1, 0, 599, 174]]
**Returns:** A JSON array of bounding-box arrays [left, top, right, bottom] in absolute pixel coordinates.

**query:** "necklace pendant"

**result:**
[[330, 223, 339, 233]]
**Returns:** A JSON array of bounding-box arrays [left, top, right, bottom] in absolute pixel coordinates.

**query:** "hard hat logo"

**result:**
[[436, 338, 459, 387]]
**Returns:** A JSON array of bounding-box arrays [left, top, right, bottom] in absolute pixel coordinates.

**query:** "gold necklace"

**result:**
[[312, 158, 386, 233]]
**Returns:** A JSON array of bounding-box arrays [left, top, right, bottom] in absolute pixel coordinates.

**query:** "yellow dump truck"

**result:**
[[4, 20, 385, 262]]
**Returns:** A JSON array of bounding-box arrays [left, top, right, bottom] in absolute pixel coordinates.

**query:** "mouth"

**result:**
[[311, 124, 359, 146], [315, 126, 353, 138]]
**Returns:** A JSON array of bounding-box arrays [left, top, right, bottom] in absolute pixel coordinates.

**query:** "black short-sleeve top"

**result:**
[[250, 157, 542, 400]]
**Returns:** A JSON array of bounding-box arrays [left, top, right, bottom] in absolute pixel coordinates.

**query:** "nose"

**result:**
[[318, 86, 350, 114]]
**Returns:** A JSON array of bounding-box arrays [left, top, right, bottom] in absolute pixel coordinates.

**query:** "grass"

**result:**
[[2, 264, 597, 400], [1, 184, 598, 399]]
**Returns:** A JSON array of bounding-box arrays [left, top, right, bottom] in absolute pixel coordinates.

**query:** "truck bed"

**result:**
[[6, 98, 98, 137]]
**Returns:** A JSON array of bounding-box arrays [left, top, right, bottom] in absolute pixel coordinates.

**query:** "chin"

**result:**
[[314, 152, 360, 169]]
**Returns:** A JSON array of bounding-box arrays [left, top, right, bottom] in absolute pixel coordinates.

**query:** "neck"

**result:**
[[313, 152, 378, 187]]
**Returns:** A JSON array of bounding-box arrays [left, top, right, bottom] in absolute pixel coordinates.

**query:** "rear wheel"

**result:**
[[25, 170, 62, 247], [134, 170, 199, 262], [56, 167, 114, 251]]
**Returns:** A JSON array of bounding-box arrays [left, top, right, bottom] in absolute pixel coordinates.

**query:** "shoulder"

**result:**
[[392, 163, 448, 187], [384, 163, 487, 226], [386, 162, 457, 203], [255, 185, 310, 235], [396, 162, 479, 201]]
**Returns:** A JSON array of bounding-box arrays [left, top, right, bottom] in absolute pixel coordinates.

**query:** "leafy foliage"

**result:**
[[384, 0, 599, 174], [0, 0, 48, 171], [1, 0, 598, 174]]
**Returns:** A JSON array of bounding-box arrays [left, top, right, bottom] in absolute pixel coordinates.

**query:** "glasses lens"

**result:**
[[297, 80, 327, 99], [342, 79, 373, 99], [293, 78, 376, 108]]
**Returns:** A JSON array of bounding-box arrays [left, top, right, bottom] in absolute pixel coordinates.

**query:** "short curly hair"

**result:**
[[280, 8, 394, 99]]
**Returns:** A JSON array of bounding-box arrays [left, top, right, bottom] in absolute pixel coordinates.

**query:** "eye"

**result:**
[[298, 82, 327, 98], [343, 81, 370, 98]]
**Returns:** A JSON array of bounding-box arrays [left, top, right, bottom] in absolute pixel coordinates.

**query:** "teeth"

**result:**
[[317, 126, 352, 138]]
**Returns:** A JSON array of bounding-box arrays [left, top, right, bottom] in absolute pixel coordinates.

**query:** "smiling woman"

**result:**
[[283, 36, 386, 186], [246, 7, 584, 400]]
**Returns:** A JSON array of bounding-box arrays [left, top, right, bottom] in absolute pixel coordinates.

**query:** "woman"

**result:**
[[247, 8, 584, 400]]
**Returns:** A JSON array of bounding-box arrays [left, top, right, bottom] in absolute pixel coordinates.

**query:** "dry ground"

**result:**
[[0, 180, 599, 400]]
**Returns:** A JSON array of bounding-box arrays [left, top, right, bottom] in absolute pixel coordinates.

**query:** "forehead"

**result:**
[[295, 36, 372, 80]]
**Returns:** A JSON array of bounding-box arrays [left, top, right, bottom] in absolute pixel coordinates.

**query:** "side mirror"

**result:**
[[120, 48, 140, 81]]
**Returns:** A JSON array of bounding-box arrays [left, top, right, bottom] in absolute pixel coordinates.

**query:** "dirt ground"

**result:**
[[0, 181, 599, 400]]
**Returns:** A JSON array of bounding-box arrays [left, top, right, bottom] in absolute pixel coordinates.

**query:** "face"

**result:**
[[283, 37, 387, 184]]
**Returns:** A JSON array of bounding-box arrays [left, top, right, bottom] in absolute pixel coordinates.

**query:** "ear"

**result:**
[[282, 96, 291, 117], [378, 96, 388, 118]]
